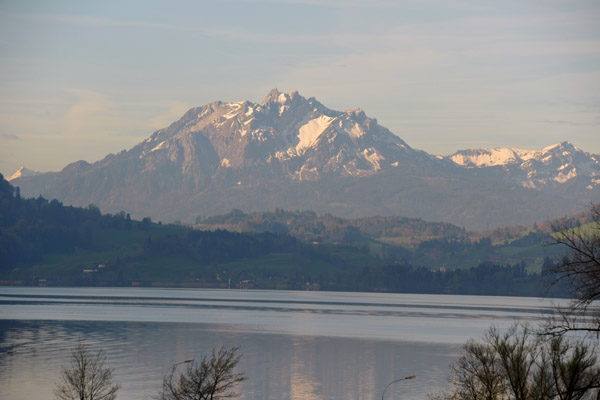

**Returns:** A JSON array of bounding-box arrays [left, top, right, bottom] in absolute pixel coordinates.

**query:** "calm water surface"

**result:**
[[0, 287, 559, 399]]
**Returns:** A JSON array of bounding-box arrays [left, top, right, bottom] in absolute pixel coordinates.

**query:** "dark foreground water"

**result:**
[[0, 288, 558, 399]]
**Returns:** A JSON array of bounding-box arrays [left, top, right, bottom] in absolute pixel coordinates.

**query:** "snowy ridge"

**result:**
[[450, 148, 531, 167], [448, 142, 587, 167], [447, 142, 600, 189], [133, 88, 414, 181]]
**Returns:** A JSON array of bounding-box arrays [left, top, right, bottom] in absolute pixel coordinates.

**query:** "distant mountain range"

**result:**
[[10, 89, 600, 230], [449, 143, 600, 190]]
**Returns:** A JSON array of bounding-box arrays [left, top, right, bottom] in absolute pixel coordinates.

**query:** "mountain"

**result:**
[[448, 142, 600, 190], [12, 89, 600, 230], [7, 167, 41, 181], [132, 88, 428, 182]]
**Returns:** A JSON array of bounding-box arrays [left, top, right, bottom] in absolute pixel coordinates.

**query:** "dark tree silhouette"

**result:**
[[430, 325, 600, 400], [159, 346, 246, 400], [54, 342, 119, 400]]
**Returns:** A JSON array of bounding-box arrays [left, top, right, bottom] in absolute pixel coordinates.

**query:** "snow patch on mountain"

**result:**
[[349, 123, 365, 139], [296, 115, 334, 153], [150, 140, 167, 152], [222, 102, 244, 119], [554, 168, 578, 183], [363, 148, 384, 170]]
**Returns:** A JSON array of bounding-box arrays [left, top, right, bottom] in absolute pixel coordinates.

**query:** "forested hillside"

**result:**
[[197, 209, 564, 271], [0, 174, 569, 296], [198, 209, 466, 245]]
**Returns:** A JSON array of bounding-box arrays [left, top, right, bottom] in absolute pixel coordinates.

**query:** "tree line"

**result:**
[[338, 260, 568, 297]]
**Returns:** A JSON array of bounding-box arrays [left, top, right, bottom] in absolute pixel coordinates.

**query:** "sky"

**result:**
[[1, 0, 599, 176]]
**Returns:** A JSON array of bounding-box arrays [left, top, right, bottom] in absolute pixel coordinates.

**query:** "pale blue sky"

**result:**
[[1, 0, 599, 175]]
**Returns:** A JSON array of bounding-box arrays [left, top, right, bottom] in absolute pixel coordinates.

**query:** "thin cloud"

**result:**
[[542, 120, 600, 127], [62, 89, 150, 140], [0, 9, 324, 45], [1, 10, 211, 33], [64, 89, 113, 137], [7, 5, 598, 52], [0, 134, 21, 141], [222, 0, 395, 7], [147, 101, 191, 130], [0, 8, 418, 47]]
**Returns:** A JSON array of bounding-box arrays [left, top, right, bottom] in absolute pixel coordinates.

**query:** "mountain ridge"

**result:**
[[447, 141, 600, 190], [11, 89, 600, 230]]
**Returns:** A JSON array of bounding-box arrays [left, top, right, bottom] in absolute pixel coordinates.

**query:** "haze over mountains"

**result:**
[[11, 90, 600, 230]]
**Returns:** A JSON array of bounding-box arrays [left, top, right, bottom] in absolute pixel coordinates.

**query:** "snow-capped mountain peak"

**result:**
[[261, 88, 299, 106], [7, 167, 40, 182], [131, 89, 416, 181]]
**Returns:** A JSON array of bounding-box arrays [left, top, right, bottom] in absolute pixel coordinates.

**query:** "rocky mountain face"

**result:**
[[136, 89, 428, 182], [11, 90, 600, 230]]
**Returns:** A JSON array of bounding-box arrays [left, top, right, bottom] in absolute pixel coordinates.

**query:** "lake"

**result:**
[[0, 287, 559, 399]]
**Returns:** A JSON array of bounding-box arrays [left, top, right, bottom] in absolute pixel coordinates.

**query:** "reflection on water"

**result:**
[[0, 320, 458, 400], [0, 287, 559, 400]]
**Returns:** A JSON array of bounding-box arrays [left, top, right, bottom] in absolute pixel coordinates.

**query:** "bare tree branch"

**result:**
[[158, 346, 246, 400], [545, 204, 600, 336], [432, 324, 600, 400], [54, 342, 119, 400]]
